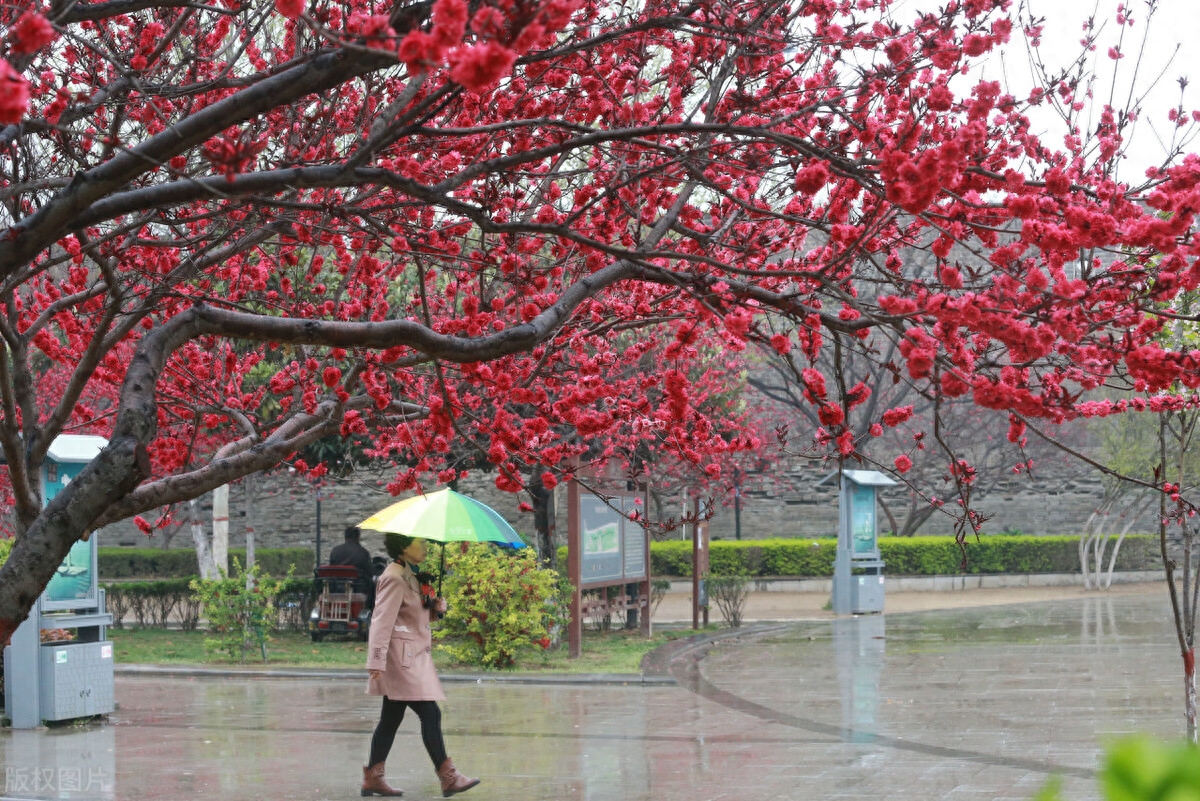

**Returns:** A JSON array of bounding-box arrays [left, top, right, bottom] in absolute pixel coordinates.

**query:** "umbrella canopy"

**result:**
[[358, 488, 526, 548]]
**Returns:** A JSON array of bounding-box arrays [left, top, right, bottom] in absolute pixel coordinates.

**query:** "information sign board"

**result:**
[[577, 491, 648, 587], [580, 493, 623, 583]]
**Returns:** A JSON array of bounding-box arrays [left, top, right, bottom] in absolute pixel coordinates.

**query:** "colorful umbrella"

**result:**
[[358, 488, 526, 548], [358, 489, 526, 594]]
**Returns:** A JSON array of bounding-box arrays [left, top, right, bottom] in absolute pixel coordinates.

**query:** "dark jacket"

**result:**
[[328, 540, 374, 603]]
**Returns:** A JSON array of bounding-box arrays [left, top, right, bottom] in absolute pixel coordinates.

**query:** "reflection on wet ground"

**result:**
[[1, 593, 1185, 801]]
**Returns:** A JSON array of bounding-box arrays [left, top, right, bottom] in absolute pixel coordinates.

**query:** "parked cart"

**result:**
[[309, 564, 371, 642]]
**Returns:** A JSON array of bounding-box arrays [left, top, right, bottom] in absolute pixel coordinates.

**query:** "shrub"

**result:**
[[105, 579, 198, 629], [274, 577, 319, 632], [708, 572, 751, 628], [1035, 736, 1200, 801], [190, 559, 290, 663], [647, 535, 1161, 578], [650, 578, 671, 617], [98, 547, 314, 579], [437, 545, 570, 669]]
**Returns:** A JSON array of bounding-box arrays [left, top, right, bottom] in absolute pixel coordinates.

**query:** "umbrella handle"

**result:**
[[438, 543, 445, 595]]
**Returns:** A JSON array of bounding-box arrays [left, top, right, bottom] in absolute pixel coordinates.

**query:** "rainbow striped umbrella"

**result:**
[[358, 488, 526, 549]]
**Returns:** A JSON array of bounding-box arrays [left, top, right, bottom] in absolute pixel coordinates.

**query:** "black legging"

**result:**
[[368, 698, 447, 769]]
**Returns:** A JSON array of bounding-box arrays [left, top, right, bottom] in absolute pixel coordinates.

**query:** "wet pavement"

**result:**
[[2, 591, 1190, 801]]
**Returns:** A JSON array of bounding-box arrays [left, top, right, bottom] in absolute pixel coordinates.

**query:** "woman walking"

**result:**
[[361, 533, 480, 798]]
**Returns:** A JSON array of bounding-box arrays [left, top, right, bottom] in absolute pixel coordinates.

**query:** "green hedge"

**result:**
[[103, 575, 319, 631], [98, 547, 314, 579], [103, 536, 1161, 582], [103, 578, 201, 629], [557, 535, 1161, 578]]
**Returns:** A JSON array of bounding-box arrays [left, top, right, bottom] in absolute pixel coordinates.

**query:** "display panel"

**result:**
[[851, 483, 878, 556], [578, 490, 648, 587], [43, 538, 96, 608], [580, 494, 623, 583], [40, 448, 102, 612], [621, 496, 647, 581]]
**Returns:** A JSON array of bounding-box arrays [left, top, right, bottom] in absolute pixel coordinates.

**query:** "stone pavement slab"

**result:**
[[1, 585, 1187, 801]]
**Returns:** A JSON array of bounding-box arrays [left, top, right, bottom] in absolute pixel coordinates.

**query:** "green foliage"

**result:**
[[645, 535, 1161, 578], [437, 545, 570, 669], [274, 577, 320, 632], [1102, 737, 1200, 801], [103, 578, 200, 630], [99, 547, 314, 578], [0, 536, 10, 567], [707, 571, 751, 628], [189, 559, 291, 663], [1035, 737, 1200, 801]]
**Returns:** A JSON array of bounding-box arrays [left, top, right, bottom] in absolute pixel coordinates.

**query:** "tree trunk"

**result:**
[[1080, 531, 1094, 590], [1186, 647, 1197, 744], [243, 476, 257, 575], [189, 498, 215, 580], [1093, 534, 1109, 589], [897, 504, 936, 538], [530, 472, 556, 571], [0, 437, 150, 644], [213, 484, 229, 578], [1103, 525, 1132, 591]]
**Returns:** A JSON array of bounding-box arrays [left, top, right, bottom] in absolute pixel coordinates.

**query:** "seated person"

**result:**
[[328, 525, 375, 608]]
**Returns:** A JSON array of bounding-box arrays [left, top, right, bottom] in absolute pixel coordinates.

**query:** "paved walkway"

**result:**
[[2, 581, 1188, 801]]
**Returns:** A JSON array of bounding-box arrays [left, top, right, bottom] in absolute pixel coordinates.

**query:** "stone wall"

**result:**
[[98, 457, 1157, 556]]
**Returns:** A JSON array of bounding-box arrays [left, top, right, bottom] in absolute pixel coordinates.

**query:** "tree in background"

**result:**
[[748, 293, 1087, 539]]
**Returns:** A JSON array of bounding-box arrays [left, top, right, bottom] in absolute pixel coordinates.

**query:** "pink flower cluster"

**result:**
[[0, 61, 29, 125]]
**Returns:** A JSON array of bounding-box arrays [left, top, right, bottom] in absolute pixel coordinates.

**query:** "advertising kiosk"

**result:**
[[3, 435, 114, 728], [823, 469, 896, 615]]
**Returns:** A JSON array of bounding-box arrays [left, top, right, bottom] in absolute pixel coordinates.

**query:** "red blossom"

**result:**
[[432, 0, 469, 47], [10, 13, 57, 54], [449, 41, 516, 93], [0, 61, 30, 124], [818, 404, 845, 428], [275, 0, 304, 18], [962, 33, 992, 57], [794, 162, 830, 194], [882, 406, 914, 427], [802, 369, 827, 400], [399, 30, 442, 71], [6, 0, 1200, 646]]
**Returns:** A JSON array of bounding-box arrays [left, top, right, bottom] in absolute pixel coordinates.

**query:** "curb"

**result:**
[[664, 569, 1164, 594], [639, 623, 795, 680], [113, 663, 675, 686]]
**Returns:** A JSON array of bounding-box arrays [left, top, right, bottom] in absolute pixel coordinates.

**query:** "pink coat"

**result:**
[[366, 560, 446, 702]]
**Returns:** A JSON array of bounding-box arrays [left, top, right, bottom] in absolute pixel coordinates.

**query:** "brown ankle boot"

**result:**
[[361, 763, 403, 797], [436, 758, 480, 798]]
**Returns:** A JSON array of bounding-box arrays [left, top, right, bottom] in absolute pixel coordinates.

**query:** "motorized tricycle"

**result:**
[[308, 564, 371, 642]]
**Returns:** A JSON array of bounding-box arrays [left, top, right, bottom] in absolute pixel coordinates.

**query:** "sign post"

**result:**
[[691, 495, 709, 630]]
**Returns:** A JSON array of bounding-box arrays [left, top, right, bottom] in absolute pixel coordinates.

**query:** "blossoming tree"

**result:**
[[3, 0, 1200, 725]]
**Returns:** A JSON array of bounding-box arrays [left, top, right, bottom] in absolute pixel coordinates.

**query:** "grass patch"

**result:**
[[108, 625, 708, 674]]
